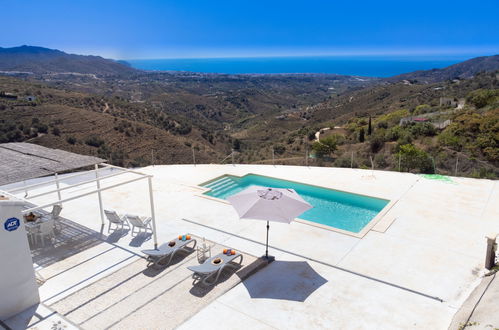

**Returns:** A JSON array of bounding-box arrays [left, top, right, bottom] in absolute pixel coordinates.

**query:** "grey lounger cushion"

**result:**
[[142, 237, 196, 267], [188, 251, 243, 285]]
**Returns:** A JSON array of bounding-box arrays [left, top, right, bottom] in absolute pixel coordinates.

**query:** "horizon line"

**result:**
[[1, 44, 497, 61]]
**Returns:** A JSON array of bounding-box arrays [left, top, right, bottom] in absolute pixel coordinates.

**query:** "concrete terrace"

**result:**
[[2, 164, 498, 329]]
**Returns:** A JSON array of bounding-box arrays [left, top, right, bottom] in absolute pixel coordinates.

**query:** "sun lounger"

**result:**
[[126, 214, 153, 236], [104, 209, 129, 233], [142, 237, 197, 268], [188, 251, 243, 285]]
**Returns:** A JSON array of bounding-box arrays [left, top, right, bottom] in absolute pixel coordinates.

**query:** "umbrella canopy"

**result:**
[[227, 186, 312, 223], [227, 186, 312, 261]]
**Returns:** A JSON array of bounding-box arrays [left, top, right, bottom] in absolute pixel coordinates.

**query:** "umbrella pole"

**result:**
[[265, 221, 269, 258], [263, 221, 275, 262]]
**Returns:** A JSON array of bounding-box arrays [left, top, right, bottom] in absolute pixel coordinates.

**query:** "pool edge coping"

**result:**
[[192, 172, 401, 239]]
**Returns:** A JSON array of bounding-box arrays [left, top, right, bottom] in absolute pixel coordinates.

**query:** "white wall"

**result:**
[[0, 199, 39, 320]]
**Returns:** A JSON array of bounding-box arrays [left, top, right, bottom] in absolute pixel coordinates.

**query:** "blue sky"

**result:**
[[2, 0, 498, 59]]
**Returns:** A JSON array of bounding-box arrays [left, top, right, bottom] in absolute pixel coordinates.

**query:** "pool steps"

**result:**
[[205, 177, 238, 197]]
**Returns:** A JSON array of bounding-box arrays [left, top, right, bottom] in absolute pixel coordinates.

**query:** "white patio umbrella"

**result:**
[[227, 186, 312, 261]]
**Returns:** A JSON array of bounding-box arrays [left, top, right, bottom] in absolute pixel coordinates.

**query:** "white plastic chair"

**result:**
[[34, 220, 55, 246], [41, 204, 63, 231], [104, 210, 129, 233], [25, 223, 40, 246], [126, 214, 153, 236]]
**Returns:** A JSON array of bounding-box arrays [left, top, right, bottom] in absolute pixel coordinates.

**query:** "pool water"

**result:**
[[201, 174, 389, 233]]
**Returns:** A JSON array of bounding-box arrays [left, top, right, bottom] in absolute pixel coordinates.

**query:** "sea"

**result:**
[[126, 55, 471, 77]]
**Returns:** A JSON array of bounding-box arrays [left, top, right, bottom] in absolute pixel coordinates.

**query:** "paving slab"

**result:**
[[3, 165, 496, 329], [49, 238, 263, 330], [187, 255, 456, 330]]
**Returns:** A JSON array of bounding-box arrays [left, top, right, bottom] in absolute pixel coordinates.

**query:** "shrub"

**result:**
[[312, 137, 337, 158], [409, 123, 436, 137], [375, 109, 410, 126], [397, 144, 433, 173], [233, 139, 241, 151], [34, 123, 48, 133], [413, 104, 431, 115], [438, 130, 463, 150], [334, 156, 354, 168], [52, 127, 61, 136], [66, 136, 77, 145], [6, 129, 23, 142], [374, 153, 389, 168], [273, 144, 285, 155], [85, 136, 105, 147], [466, 89, 499, 108], [369, 134, 385, 153]]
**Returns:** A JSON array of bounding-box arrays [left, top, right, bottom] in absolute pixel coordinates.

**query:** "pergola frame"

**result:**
[[3, 163, 158, 249]]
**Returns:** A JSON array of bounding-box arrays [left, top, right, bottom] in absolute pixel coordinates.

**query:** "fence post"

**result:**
[[350, 151, 353, 168], [305, 145, 309, 167], [454, 156, 459, 176], [231, 149, 235, 166], [192, 146, 196, 166], [54, 173, 62, 206], [485, 234, 498, 270], [151, 149, 154, 166], [271, 147, 275, 166]]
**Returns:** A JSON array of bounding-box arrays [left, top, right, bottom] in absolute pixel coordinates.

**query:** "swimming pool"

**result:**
[[200, 174, 390, 233]]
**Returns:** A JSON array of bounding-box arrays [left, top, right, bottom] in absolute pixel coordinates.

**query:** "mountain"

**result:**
[[0, 47, 497, 177], [0, 45, 136, 76], [0, 75, 222, 166], [388, 54, 499, 83]]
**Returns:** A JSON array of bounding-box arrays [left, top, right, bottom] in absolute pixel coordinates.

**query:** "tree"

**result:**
[[466, 89, 499, 108], [312, 137, 337, 158], [359, 128, 365, 142], [367, 116, 372, 136], [232, 139, 241, 151], [397, 144, 433, 173], [414, 104, 431, 115], [369, 133, 385, 153]]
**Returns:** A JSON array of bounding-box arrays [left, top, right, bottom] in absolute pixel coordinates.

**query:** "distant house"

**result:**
[[399, 116, 429, 125], [413, 117, 429, 122], [25, 95, 36, 102], [0, 92, 17, 100], [439, 97, 458, 107]]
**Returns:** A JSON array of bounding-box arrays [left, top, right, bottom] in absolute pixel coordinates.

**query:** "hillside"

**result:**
[[0, 45, 136, 76], [388, 54, 499, 83], [0, 76, 222, 166], [258, 72, 499, 178], [1, 47, 498, 178]]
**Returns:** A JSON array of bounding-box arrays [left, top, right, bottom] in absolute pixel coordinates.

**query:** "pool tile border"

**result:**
[[193, 172, 400, 238]]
